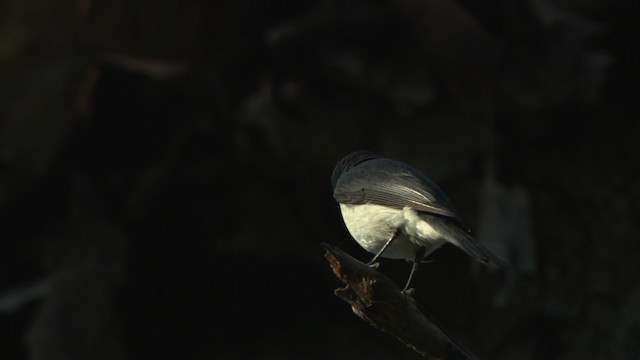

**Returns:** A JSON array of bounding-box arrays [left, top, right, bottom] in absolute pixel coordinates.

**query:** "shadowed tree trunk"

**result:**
[[322, 243, 478, 360]]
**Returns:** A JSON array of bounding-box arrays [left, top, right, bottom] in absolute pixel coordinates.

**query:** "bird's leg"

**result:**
[[367, 229, 400, 268], [402, 247, 427, 294]]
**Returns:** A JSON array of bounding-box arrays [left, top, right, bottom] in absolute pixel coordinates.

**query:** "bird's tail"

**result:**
[[418, 213, 509, 268], [448, 225, 508, 268]]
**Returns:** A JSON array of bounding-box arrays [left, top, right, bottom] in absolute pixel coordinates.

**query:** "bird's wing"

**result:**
[[333, 158, 460, 220]]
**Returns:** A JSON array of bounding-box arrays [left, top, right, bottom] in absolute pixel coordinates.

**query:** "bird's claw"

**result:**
[[402, 288, 416, 296]]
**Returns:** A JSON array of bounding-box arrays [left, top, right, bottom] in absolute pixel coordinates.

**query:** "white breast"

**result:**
[[339, 204, 446, 260]]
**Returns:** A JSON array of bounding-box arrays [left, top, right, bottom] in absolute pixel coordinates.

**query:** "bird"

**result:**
[[331, 150, 506, 291]]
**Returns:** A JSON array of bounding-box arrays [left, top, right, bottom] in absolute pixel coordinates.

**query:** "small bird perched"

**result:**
[[331, 150, 506, 291]]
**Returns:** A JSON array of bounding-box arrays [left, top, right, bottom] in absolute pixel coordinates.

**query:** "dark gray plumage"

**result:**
[[332, 150, 505, 289]]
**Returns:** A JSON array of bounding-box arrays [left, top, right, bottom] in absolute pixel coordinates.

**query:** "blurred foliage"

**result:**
[[1, 0, 639, 359]]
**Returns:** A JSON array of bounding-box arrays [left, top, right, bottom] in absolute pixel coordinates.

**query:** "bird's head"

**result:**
[[331, 150, 379, 189]]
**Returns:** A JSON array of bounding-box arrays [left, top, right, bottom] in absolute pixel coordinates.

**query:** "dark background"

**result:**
[[1, 0, 639, 359]]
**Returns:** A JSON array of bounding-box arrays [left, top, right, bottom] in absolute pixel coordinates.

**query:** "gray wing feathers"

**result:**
[[333, 159, 460, 219]]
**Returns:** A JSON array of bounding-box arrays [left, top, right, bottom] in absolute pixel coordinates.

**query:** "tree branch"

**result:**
[[321, 243, 478, 360]]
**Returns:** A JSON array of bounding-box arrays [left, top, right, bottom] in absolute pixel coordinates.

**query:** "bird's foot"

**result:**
[[402, 287, 416, 296], [367, 261, 380, 269]]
